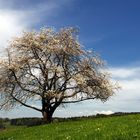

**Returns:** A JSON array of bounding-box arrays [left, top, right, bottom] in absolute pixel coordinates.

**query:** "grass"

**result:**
[[0, 114, 140, 140]]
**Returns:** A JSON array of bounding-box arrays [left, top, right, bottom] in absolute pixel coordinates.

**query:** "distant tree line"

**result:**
[[0, 112, 140, 128]]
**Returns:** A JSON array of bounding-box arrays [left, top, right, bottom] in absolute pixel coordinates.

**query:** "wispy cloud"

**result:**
[[0, 10, 28, 53], [109, 67, 140, 79], [105, 66, 140, 112], [0, 0, 74, 55], [109, 66, 140, 101]]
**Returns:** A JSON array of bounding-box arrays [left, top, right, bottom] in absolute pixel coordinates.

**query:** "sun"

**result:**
[[0, 13, 25, 49]]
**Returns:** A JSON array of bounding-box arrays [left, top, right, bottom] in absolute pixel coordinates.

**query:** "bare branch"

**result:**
[[61, 97, 97, 104]]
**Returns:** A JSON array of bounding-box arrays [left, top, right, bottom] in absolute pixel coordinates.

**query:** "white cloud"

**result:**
[[120, 79, 140, 91], [0, 0, 73, 56], [105, 66, 140, 111], [109, 67, 140, 79], [0, 10, 28, 53], [94, 110, 114, 115], [110, 66, 140, 100]]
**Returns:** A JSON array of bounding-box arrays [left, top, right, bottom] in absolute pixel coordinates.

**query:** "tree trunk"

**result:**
[[42, 99, 61, 123], [42, 111, 53, 123]]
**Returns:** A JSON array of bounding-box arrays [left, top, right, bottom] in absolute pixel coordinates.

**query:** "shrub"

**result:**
[[10, 118, 48, 127], [26, 120, 48, 127]]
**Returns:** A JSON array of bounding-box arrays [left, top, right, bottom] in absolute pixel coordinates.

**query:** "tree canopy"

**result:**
[[0, 27, 118, 122]]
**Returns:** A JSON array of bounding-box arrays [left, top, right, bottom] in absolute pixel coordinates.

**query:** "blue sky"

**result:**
[[0, 0, 140, 118]]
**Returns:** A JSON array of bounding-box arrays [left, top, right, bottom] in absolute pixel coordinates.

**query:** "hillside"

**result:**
[[0, 114, 140, 140]]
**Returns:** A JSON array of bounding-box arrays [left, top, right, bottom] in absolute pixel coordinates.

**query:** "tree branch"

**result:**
[[61, 97, 96, 104], [9, 69, 42, 97], [10, 85, 42, 112]]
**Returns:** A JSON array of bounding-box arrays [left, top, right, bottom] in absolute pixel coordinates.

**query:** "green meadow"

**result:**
[[0, 114, 140, 140]]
